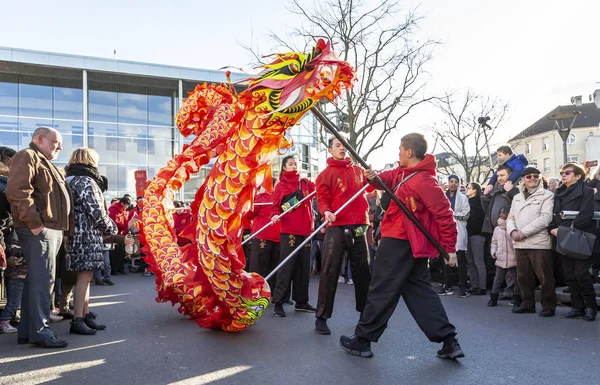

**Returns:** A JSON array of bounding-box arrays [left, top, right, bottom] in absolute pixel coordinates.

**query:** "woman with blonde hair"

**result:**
[[65, 148, 116, 335]]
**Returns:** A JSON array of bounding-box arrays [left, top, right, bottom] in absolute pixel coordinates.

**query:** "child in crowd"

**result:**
[[487, 206, 519, 307], [0, 237, 27, 334], [484, 145, 528, 194]]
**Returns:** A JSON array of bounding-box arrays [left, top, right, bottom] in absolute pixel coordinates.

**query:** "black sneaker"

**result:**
[[339, 335, 373, 358], [538, 309, 555, 317], [33, 336, 69, 349], [437, 337, 465, 359], [295, 303, 317, 313], [315, 318, 331, 335], [561, 308, 585, 319], [473, 289, 487, 296], [458, 290, 470, 298], [467, 288, 479, 294], [438, 287, 454, 296], [274, 304, 286, 317]]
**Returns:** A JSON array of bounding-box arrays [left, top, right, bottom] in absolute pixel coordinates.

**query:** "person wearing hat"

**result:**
[[506, 166, 556, 316], [439, 175, 470, 297]]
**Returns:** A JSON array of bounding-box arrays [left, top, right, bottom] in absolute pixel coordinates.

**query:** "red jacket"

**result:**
[[247, 191, 280, 242], [108, 202, 129, 236], [376, 155, 457, 258], [271, 170, 315, 236], [242, 215, 253, 232], [173, 210, 193, 246], [316, 157, 369, 226]]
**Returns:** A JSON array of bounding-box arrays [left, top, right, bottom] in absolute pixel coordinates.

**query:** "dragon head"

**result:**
[[240, 39, 356, 133]]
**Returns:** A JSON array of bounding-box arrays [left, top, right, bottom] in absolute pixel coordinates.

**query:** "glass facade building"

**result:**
[[0, 47, 326, 202]]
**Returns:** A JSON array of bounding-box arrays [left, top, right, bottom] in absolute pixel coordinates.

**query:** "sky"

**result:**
[[1, 0, 599, 169]]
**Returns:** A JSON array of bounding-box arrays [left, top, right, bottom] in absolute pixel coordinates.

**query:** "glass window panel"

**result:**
[[148, 95, 172, 126], [0, 82, 18, 116], [19, 132, 33, 151], [53, 120, 84, 136], [118, 93, 147, 125], [19, 83, 52, 118], [0, 116, 18, 132], [118, 124, 147, 138], [54, 87, 83, 120], [89, 90, 117, 123], [148, 125, 173, 139], [89, 135, 121, 164], [54, 135, 84, 164], [147, 139, 172, 166], [19, 118, 54, 132], [88, 122, 118, 137], [97, 164, 118, 190], [0, 131, 19, 149], [117, 138, 147, 165], [118, 165, 144, 193]]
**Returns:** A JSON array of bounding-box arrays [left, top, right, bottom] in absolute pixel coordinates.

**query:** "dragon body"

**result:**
[[141, 40, 355, 332]]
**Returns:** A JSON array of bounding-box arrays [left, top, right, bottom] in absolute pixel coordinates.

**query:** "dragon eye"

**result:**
[[289, 63, 300, 73]]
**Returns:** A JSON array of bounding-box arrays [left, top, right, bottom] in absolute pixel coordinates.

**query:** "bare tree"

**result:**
[[428, 89, 510, 184], [242, 0, 438, 161]]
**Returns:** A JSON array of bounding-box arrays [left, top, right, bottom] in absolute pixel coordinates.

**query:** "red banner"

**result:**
[[134, 170, 148, 197]]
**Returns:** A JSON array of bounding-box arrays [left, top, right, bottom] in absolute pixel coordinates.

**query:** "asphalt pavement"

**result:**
[[1, 274, 599, 385]]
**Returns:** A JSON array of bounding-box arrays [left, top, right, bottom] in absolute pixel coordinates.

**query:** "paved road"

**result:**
[[1, 274, 599, 385]]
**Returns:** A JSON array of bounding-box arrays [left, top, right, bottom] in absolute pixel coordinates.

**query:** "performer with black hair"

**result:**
[[314, 137, 371, 335]]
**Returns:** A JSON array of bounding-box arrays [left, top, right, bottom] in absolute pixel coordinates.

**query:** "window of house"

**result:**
[[567, 133, 577, 145], [544, 158, 551, 171], [542, 137, 550, 151], [529, 160, 538, 168], [525, 142, 532, 154], [567, 155, 579, 163]]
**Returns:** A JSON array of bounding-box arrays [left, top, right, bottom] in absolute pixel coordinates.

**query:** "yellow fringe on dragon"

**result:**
[[141, 40, 355, 332]]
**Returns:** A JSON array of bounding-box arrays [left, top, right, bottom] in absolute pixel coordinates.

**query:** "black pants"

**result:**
[[442, 250, 468, 291], [355, 238, 456, 343], [561, 256, 598, 310], [272, 233, 311, 305], [110, 244, 126, 274], [249, 238, 280, 290], [316, 226, 371, 320], [243, 230, 251, 270]]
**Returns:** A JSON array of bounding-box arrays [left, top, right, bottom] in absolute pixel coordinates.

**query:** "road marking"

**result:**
[[0, 340, 126, 364], [168, 365, 252, 385], [1, 359, 105, 384]]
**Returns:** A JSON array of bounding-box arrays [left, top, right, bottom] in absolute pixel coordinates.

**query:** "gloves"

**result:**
[[445, 252, 457, 267]]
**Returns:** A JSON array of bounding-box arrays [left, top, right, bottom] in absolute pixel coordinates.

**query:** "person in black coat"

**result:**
[[465, 182, 487, 295], [550, 163, 597, 321], [586, 168, 600, 282]]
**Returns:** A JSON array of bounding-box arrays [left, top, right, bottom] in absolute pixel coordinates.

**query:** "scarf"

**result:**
[[327, 157, 354, 168], [66, 163, 104, 190], [497, 218, 507, 229]]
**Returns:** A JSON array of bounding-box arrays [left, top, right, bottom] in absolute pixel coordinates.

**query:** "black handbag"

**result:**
[[380, 172, 418, 211], [556, 222, 596, 259]]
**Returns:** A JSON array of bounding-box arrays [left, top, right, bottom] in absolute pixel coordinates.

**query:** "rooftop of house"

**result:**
[[510, 103, 600, 142]]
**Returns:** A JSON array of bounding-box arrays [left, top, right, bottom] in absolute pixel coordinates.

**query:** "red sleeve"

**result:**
[[419, 176, 457, 253], [368, 168, 397, 190], [270, 185, 284, 216], [108, 204, 119, 221], [316, 170, 333, 215], [128, 209, 136, 221]]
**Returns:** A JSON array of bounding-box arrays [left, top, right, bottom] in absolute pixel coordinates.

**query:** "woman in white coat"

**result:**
[[439, 175, 471, 297]]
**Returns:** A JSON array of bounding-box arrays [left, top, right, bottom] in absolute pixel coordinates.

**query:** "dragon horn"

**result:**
[[310, 106, 450, 261]]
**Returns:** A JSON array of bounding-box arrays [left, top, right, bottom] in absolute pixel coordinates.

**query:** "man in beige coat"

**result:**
[[506, 167, 556, 317]]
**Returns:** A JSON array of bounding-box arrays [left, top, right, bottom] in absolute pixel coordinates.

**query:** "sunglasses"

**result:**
[[524, 174, 540, 180], [559, 170, 574, 176]]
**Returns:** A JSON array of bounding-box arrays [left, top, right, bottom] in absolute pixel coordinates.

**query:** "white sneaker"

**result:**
[[0, 323, 17, 334], [337, 277, 346, 284], [347, 279, 354, 285], [49, 314, 63, 322]]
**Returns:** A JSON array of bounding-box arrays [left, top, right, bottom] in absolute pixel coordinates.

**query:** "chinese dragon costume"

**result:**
[[141, 40, 355, 332]]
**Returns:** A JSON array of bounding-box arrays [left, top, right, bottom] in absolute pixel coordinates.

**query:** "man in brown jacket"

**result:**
[[7, 126, 72, 348]]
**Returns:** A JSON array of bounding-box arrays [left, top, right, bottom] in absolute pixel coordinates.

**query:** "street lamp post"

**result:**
[[548, 111, 580, 165]]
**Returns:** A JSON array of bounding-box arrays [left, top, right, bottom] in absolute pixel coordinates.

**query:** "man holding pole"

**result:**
[[339, 133, 464, 359], [314, 137, 371, 335]]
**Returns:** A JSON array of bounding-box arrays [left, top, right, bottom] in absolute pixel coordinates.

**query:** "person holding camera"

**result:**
[[314, 137, 371, 335]]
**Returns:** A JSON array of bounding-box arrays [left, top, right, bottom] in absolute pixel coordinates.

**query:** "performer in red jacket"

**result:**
[[340, 133, 464, 360], [173, 201, 193, 247], [246, 179, 280, 290], [314, 137, 371, 335], [270, 155, 316, 317]]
